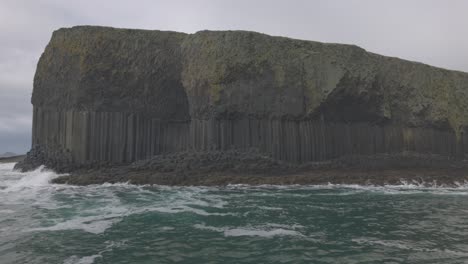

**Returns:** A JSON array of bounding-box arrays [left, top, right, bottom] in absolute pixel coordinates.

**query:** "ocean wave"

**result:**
[[146, 205, 233, 216], [0, 162, 16, 170], [72, 181, 468, 196], [0, 165, 63, 191], [323, 182, 468, 195], [352, 238, 468, 257], [28, 214, 121, 234], [21, 187, 232, 236], [224, 181, 468, 195], [193, 223, 304, 238]]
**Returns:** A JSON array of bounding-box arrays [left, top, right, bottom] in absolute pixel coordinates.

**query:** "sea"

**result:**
[[1, 162, 468, 264]]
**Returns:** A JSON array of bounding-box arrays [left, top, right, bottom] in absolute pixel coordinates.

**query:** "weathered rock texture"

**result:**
[[18, 26, 468, 171]]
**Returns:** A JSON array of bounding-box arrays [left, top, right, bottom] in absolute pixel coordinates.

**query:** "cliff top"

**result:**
[[52, 25, 467, 75], [33, 25, 468, 132]]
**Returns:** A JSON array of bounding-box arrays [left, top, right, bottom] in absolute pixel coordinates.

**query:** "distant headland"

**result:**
[[15, 26, 468, 185]]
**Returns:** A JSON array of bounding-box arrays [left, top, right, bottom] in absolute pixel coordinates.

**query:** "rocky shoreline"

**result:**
[[34, 150, 468, 186], [51, 168, 468, 187]]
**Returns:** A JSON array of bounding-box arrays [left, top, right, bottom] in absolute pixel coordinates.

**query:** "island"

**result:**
[[15, 26, 468, 186]]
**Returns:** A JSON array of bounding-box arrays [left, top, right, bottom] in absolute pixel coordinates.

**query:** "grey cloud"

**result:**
[[0, 0, 467, 153]]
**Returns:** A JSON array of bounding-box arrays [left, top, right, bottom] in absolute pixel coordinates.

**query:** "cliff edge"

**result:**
[[16, 26, 468, 174]]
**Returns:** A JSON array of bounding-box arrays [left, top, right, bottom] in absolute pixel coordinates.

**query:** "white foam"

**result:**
[[193, 223, 304, 238], [226, 228, 303, 237], [12, 177, 234, 236], [266, 223, 304, 229], [8, 166, 58, 189], [0, 165, 63, 192], [352, 238, 468, 257], [147, 205, 232, 216], [0, 162, 16, 170], [257, 206, 283, 211], [352, 238, 412, 250], [61, 239, 128, 264], [28, 215, 120, 234], [63, 254, 101, 264], [331, 182, 468, 195], [225, 181, 468, 195], [0, 165, 69, 210]]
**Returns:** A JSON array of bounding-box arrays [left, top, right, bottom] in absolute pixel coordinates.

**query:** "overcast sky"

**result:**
[[1, 0, 467, 154]]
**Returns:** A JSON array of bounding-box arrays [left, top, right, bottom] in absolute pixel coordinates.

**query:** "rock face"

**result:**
[[18, 26, 468, 171]]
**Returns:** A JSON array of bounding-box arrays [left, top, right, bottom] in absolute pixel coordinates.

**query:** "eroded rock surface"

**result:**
[[16, 26, 468, 173]]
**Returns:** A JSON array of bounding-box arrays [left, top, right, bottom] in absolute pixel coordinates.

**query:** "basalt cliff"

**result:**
[[16, 26, 468, 175]]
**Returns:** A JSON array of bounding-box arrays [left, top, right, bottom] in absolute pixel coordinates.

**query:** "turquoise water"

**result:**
[[1, 163, 468, 264]]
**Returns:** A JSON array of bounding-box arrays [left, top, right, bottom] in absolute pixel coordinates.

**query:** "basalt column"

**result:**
[[29, 27, 190, 165], [181, 30, 468, 162], [20, 26, 468, 171]]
